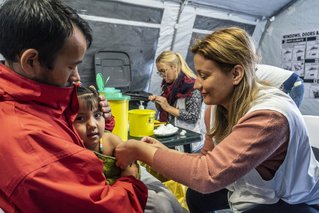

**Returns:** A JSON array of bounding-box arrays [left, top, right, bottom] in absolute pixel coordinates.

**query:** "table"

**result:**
[[128, 127, 203, 151]]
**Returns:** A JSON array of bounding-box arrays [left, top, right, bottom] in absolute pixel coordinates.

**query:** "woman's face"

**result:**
[[74, 99, 105, 151], [156, 62, 178, 84], [193, 54, 236, 110]]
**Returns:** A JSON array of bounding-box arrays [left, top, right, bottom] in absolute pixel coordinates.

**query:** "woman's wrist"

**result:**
[[135, 142, 158, 166], [167, 105, 180, 117]]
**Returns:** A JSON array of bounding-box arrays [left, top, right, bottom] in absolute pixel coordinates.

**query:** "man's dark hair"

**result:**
[[0, 0, 92, 69]]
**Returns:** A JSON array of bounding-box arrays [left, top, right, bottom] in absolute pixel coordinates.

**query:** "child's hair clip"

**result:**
[[73, 81, 81, 86]]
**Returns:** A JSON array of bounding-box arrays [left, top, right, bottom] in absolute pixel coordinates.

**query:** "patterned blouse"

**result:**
[[168, 89, 203, 124]]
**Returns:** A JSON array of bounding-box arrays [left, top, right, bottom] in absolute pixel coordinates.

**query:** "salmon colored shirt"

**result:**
[[152, 106, 289, 193], [0, 64, 147, 212]]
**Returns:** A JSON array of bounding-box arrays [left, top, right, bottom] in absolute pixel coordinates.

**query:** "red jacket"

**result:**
[[105, 115, 115, 131], [0, 64, 147, 212]]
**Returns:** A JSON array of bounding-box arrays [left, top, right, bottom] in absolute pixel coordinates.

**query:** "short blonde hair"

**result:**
[[156, 50, 196, 79], [192, 27, 260, 143]]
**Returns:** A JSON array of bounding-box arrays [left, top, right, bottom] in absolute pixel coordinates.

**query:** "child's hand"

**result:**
[[121, 163, 139, 179]]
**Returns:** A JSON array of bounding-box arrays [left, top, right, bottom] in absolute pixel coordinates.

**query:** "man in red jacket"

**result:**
[[0, 0, 147, 212]]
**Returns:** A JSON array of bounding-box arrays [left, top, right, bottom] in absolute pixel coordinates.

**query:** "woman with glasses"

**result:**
[[149, 50, 203, 152]]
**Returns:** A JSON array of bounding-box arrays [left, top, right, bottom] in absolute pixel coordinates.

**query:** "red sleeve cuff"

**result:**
[[105, 115, 115, 131]]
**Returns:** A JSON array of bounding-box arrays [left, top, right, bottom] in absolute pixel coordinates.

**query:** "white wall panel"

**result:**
[[259, 0, 319, 115]]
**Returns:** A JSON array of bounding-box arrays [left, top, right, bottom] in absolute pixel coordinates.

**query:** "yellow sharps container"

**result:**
[[104, 92, 130, 141], [96, 73, 130, 141]]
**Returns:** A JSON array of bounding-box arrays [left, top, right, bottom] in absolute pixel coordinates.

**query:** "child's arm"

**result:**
[[101, 132, 122, 156], [101, 133, 140, 180]]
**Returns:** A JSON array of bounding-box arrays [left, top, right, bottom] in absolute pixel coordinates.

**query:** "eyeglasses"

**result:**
[[156, 68, 168, 77], [156, 71, 165, 77]]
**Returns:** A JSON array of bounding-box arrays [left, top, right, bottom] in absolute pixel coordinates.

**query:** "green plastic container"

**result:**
[[96, 72, 130, 140]]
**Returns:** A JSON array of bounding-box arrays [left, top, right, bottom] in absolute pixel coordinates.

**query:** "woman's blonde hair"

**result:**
[[156, 50, 196, 79], [192, 27, 260, 143]]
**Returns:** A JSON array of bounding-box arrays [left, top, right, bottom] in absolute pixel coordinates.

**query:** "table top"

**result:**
[[128, 127, 202, 148]]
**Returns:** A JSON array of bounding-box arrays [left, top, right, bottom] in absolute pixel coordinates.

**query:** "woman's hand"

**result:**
[[115, 140, 141, 169], [150, 95, 171, 111], [141, 136, 169, 150], [115, 139, 158, 169], [148, 95, 156, 102], [149, 95, 180, 117]]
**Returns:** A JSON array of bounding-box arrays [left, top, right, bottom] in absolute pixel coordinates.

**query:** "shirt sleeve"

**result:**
[[178, 90, 203, 123], [105, 115, 115, 131], [152, 110, 289, 193]]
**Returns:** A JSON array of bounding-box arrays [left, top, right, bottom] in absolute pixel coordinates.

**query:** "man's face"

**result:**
[[35, 25, 87, 87]]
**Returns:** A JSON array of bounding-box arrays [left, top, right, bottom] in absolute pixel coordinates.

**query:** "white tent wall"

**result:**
[[149, 3, 197, 99], [64, 0, 164, 93], [149, 2, 266, 99], [0, 0, 266, 96], [170, 5, 266, 61], [0, 0, 163, 72], [148, 1, 180, 101], [3, 0, 315, 115], [259, 0, 319, 115], [189, 0, 293, 18]]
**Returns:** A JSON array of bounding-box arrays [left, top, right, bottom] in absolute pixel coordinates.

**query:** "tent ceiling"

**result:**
[[188, 0, 296, 18]]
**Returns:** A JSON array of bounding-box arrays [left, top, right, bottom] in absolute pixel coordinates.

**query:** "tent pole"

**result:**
[[171, 0, 189, 50], [257, 0, 301, 52]]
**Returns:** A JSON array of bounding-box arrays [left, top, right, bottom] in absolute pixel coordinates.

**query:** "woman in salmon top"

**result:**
[[115, 27, 319, 212]]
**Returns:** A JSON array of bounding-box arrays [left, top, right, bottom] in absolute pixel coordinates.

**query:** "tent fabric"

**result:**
[[2, 0, 318, 116], [188, 0, 294, 17], [259, 0, 319, 116]]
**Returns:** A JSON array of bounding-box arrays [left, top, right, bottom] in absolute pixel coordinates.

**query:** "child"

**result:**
[[75, 85, 184, 213], [74, 85, 139, 184]]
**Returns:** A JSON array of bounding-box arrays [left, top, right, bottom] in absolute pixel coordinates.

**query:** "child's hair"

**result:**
[[77, 85, 101, 111]]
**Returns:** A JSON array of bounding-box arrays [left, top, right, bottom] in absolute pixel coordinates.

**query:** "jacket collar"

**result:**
[[0, 63, 78, 115]]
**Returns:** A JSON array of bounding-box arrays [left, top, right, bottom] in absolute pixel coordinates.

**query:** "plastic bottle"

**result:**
[[139, 101, 145, 109]]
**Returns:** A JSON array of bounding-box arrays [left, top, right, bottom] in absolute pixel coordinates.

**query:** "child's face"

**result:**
[[74, 99, 105, 151]]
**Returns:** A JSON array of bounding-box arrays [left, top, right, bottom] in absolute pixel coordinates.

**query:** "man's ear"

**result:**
[[231, 65, 244, 85], [20, 49, 40, 77]]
